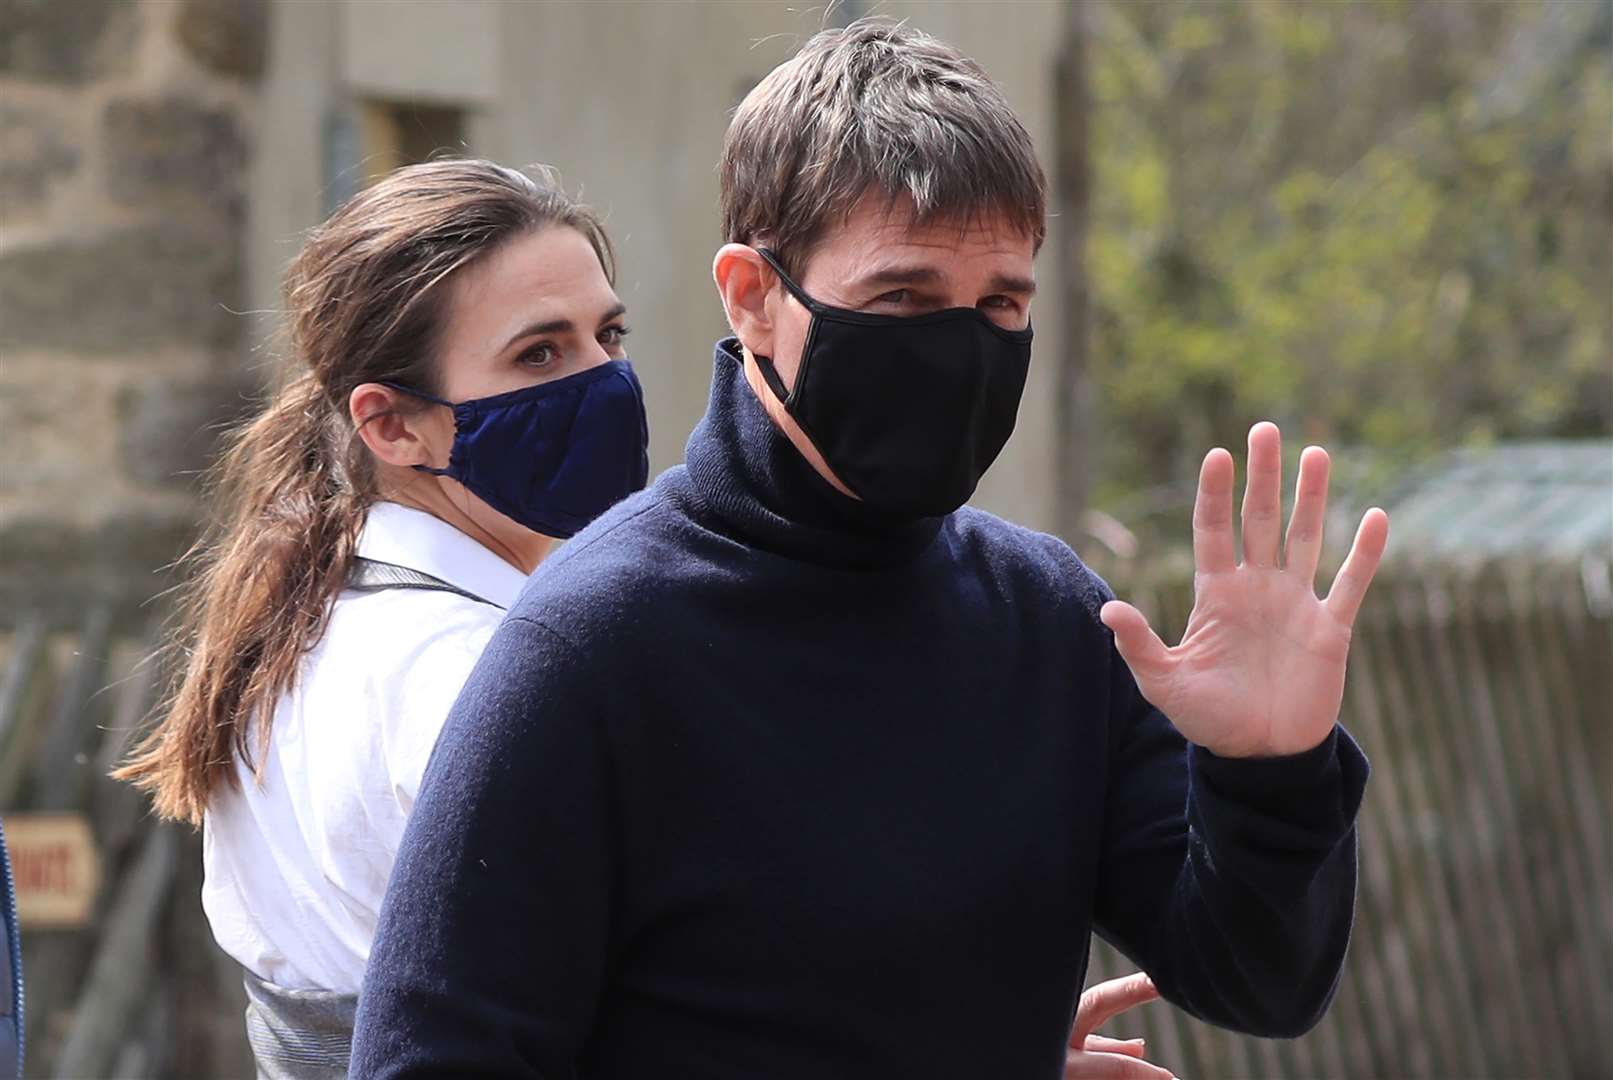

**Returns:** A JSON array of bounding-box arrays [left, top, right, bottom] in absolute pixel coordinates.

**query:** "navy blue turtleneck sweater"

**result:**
[[351, 340, 1368, 1079]]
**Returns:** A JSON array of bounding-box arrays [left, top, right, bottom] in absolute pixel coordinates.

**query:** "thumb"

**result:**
[[1100, 601, 1172, 681]]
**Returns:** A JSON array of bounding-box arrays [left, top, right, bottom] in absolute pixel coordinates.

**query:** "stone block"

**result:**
[[175, 0, 267, 81], [103, 97, 247, 214], [0, 0, 136, 84], [0, 222, 243, 354], [0, 510, 197, 626], [0, 101, 79, 212], [0, 361, 119, 500], [118, 375, 255, 489]]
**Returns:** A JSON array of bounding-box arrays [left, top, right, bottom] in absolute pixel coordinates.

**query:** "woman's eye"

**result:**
[[518, 343, 557, 368]]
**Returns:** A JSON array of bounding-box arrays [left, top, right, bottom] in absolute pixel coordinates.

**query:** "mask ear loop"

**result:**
[[749, 248, 814, 405], [754, 248, 819, 310], [378, 381, 457, 476], [380, 381, 454, 408]]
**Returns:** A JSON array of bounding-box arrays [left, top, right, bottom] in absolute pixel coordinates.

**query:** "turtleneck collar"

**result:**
[[681, 338, 945, 570]]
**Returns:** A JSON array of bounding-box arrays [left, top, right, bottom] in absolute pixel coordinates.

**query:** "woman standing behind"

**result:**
[[115, 159, 649, 1077]]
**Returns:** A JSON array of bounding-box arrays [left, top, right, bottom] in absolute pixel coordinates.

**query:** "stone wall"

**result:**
[[0, 0, 265, 624], [1, 0, 1070, 631]]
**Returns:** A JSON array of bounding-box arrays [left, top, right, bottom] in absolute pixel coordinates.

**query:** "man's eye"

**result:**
[[599, 324, 632, 346], [873, 289, 909, 305], [980, 296, 1015, 311]]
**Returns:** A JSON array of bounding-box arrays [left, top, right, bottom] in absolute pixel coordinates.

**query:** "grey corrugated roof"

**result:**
[[1382, 441, 1613, 564]]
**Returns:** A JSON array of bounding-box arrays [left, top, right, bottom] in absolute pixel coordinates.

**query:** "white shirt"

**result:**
[[201, 502, 528, 992]]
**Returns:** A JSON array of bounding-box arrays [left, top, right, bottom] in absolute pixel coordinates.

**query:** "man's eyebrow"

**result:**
[[987, 272, 1037, 297], [854, 265, 946, 290], [851, 266, 1036, 297], [500, 303, 627, 351]]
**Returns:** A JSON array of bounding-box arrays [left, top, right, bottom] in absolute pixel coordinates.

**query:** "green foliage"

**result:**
[[1087, 0, 1612, 534]]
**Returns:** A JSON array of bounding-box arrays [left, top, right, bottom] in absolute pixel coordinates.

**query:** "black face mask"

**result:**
[[752, 248, 1033, 517]]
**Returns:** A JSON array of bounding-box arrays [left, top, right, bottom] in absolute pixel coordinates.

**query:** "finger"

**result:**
[[1063, 1049, 1176, 1080], [1240, 421, 1283, 568], [1074, 972, 1161, 1042], [1082, 1035, 1148, 1058], [1325, 508, 1390, 625], [1099, 602, 1173, 686], [1192, 447, 1236, 574], [1283, 445, 1330, 586]]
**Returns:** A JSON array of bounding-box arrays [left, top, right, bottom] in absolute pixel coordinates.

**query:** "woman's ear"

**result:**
[[349, 384, 440, 469], [713, 244, 778, 359]]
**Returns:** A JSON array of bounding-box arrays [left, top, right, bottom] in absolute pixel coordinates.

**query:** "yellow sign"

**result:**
[[4, 813, 101, 929]]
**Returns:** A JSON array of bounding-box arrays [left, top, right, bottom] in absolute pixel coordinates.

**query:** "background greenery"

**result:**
[[1085, 0, 1611, 540]]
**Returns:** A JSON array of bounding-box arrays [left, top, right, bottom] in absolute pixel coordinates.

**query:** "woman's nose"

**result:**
[[579, 340, 615, 368]]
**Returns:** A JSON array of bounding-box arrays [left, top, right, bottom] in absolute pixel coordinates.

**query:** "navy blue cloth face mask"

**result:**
[[386, 358, 650, 539]]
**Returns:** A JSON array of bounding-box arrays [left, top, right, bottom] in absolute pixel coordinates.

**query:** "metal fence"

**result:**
[[2, 558, 1609, 1077]]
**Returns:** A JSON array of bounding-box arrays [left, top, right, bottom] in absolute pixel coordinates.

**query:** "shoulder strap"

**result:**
[[0, 818, 22, 1080], [346, 557, 502, 610]]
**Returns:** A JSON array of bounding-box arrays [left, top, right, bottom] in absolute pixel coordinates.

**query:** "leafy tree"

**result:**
[[1084, 0, 1611, 542]]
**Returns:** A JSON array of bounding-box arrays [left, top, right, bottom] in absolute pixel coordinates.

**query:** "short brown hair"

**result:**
[[720, 17, 1047, 277]]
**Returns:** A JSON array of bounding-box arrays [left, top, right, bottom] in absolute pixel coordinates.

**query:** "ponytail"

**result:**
[[113, 158, 615, 826], [114, 373, 366, 825]]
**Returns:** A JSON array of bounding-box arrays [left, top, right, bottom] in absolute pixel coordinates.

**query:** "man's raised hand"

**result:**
[[1099, 422, 1390, 759]]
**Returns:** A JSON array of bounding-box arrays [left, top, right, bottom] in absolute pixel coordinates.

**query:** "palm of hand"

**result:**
[[1101, 424, 1389, 760], [1151, 567, 1353, 758]]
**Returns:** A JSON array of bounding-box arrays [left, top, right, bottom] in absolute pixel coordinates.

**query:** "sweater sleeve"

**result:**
[[351, 615, 619, 1078], [1091, 631, 1370, 1038]]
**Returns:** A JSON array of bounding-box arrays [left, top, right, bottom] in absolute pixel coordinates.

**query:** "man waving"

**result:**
[[353, 18, 1385, 1079]]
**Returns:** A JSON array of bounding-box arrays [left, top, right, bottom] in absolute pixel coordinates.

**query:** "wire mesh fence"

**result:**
[[1089, 558, 1613, 1079], [2, 556, 1608, 1077]]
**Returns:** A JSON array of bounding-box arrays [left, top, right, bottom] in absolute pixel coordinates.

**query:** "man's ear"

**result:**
[[350, 384, 438, 469], [713, 244, 779, 359]]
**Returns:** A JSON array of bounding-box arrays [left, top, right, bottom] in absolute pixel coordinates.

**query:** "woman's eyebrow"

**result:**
[[500, 302, 628, 352], [502, 318, 574, 350]]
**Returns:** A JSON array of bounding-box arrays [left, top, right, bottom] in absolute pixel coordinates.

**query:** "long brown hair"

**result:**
[[115, 159, 614, 826]]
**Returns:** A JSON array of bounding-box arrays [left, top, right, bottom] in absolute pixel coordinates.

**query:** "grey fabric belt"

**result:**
[[242, 969, 356, 1080]]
